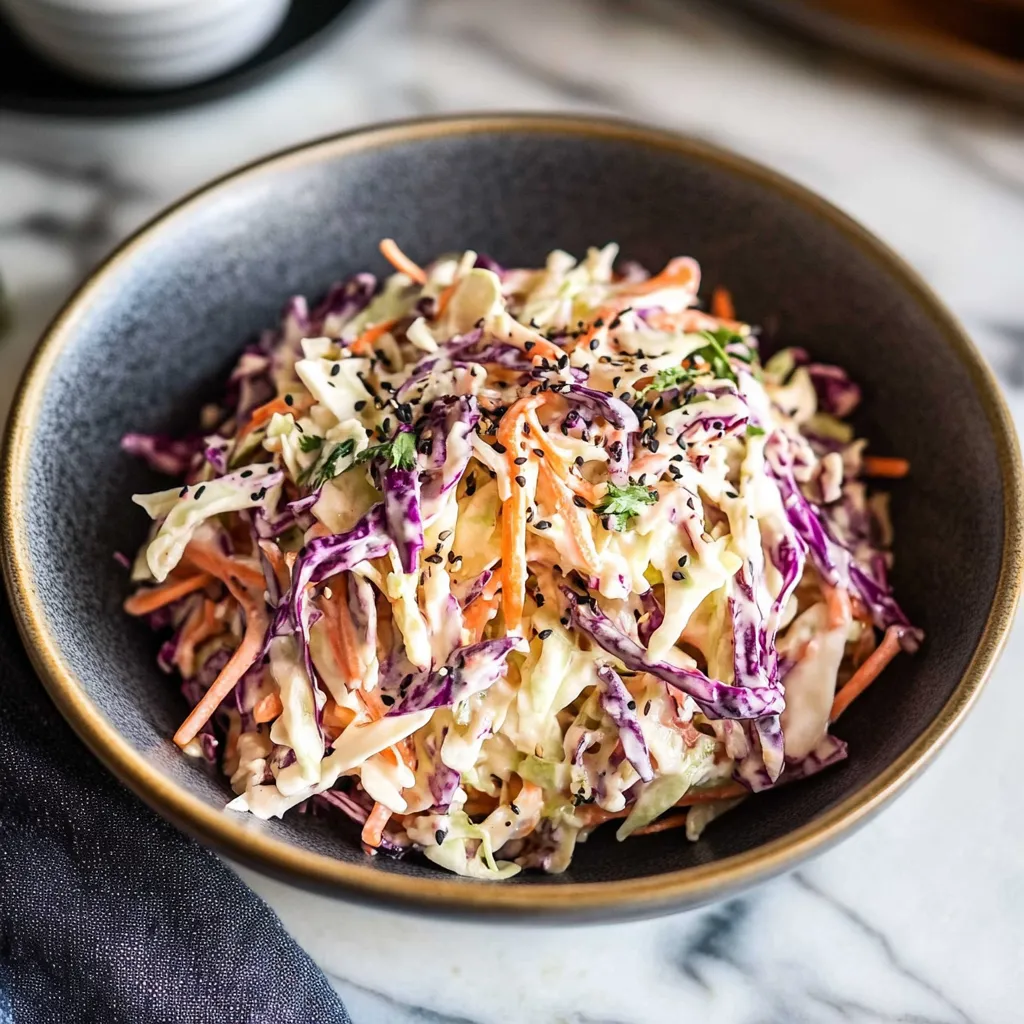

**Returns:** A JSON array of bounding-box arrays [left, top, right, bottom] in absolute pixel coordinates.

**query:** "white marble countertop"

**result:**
[[2, 1, 1022, 1021]]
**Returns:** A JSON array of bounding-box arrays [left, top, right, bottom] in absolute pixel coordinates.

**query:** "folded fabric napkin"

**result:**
[[0, 598, 351, 1024]]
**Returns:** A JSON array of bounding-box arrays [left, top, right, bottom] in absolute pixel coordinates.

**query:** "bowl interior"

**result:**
[[7, 120, 1014, 910]]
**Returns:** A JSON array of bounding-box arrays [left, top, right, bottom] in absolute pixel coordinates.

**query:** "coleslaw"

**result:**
[[122, 241, 921, 878]]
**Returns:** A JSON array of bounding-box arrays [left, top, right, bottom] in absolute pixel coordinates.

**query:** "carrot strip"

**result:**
[[537, 461, 600, 575], [361, 801, 393, 848], [173, 576, 269, 747], [123, 572, 212, 616], [323, 699, 357, 731], [497, 396, 547, 632], [175, 598, 221, 677], [620, 256, 698, 297], [862, 456, 910, 479], [524, 409, 600, 503], [319, 578, 362, 685], [634, 812, 690, 836], [257, 539, 290, 595], [830, 625, 904, 721], [182, 541, 265, 591], [463, 590, 501, 642], [711, 286, 735, 320], [825, 585, 852, 630], [238, 394, 311, 439], [350, 317, 399, 356], [435, 280, 460, 317], [379, 238, 427, 284], [253, 692, 283, 724]]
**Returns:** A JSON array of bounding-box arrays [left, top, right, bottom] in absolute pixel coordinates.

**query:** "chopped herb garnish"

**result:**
[[746, 424, 766, 438], [355, 429, 417, 471], [594, 481, 659, 532], [302, 437, 356, 486], [649, 365, 697, 392], [298, 434, 324, 453]]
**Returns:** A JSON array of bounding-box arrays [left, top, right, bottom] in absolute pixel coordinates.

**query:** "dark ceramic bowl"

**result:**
[[3, 116, 1021, 920]]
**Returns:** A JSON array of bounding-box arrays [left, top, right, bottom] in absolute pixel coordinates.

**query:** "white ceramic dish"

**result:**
[[0, 0, 289, 89]]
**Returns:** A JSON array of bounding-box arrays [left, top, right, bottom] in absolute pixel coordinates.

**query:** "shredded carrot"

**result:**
[[463, 588, 501, 642], [862, 455, 910, 479], [319, 578, 362, 685], [524, 409, 600, 503], [182, 541, 265, 591], [435, 280, 460, 317], [830, 625, 904, 721], [620, 256, 698, 297], [123, 572, 212, 616], [253, 692, 283, 724], [238, 394, 311, 439], [173, 576, 269, 747], [710, 286, 735, 320], [497, 395, 547, 632], [634, 812, 690, 836], [361, 801, 393, 848], [379, 238, 427, 285], [646, 308, 742, 334], [175, 598, 221, 677], [349, 317, 399, 356], [257, 539, 290, 595], [537, 461, 600, 575], [323, 699, 357, 731], [825, 585, 852, 630]]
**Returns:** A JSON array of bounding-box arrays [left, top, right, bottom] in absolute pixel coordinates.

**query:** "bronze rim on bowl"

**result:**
[[3, 115, 1022, 918]]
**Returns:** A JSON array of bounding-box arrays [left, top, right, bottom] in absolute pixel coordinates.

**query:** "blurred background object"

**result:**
[[0, 0, 359, 110], [739, 0, 1024, 106]]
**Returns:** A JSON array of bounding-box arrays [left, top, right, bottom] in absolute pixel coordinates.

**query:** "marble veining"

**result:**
[[1, 0, 1021, 1021]]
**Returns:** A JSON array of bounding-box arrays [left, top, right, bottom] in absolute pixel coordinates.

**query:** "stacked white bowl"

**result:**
[[0, 0, 291, 90]]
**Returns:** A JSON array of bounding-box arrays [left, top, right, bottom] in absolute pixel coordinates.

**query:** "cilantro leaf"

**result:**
[[298, 434, 324, 453], [692, 331, 737, 383], [303, 438, 356, 487], [354, 429, 417, 472], [595, 482, 659, 532], [648, 365, 697, 392], [745, 425, 766, 438]]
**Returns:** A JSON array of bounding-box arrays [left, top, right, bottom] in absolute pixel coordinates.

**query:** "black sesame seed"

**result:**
[[535, 520, 552, 530], [193, 485, 206, 500], [524, 341, 535, 352], [240, 470, 253, 478], [522, 422, 531, 436], [354, 400, 366, 411], [538, 628, 553, 640], [678, 555, 689, 567], [330, 363, 341, 377], [514, 456, 527, 466], [533, 448, 545, 459], [572, 495, 587, 508], [284, 394, 294, 406], [672, 570, 685, 581], [515, 474, 527, 487], [179, 486, 189, 497], [493, 442, 507, 454], [510, 802, 520, 815], [627, 700, 637, 710], [380, 694, 396, 706], [644, 700, 652, 715], [438, 529, 453, 541], [425, 554, 443, 564], [435, 828, 447, 845]]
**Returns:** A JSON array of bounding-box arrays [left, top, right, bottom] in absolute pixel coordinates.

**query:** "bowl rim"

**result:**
[[3, 113, 1022, 920]]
